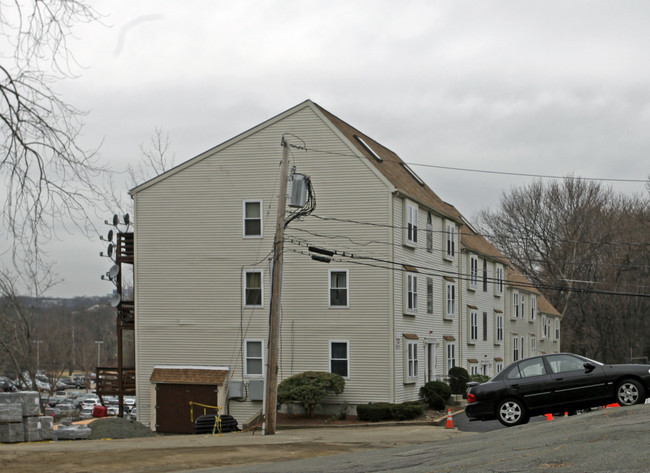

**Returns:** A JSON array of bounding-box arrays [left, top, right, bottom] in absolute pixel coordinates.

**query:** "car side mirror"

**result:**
[[584, 362, 595, 373]]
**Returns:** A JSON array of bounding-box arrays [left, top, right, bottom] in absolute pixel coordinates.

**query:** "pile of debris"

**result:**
[[0, 391, 54, 443]]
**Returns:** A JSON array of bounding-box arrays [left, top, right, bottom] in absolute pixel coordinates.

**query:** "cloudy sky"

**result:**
[[36, 0, 650, 297]]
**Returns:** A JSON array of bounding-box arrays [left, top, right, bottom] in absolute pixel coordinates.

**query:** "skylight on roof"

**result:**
[[401, 163, 425, 186], [354, 135, 383, 162]]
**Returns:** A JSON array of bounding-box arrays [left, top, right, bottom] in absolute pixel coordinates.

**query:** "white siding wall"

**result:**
[[134, 105, 394, 428], [459, 256, 506, 377], [390, 198, 460, 403]]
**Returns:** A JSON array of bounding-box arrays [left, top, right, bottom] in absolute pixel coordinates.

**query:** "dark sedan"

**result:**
[[466, 353, 650, 427]]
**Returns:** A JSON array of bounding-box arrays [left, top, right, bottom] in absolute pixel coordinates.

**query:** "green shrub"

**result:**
[[357, 403, 393, 422], [356, 401, 425, 422], [277, 371, 345, 417], [469, 374, 490, 384], [448, 366, 471, 394], [391, 401, 425, 420], [419, 381, 451, 410]]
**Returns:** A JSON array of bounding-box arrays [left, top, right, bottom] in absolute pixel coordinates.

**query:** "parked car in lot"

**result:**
[[466, 353, 650, 427]]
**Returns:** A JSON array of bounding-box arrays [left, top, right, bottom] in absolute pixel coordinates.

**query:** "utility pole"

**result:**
[[264, 137, 290, 435]]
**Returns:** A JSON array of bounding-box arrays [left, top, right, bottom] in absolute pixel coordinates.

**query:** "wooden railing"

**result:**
[[95, 367, 136, 396]]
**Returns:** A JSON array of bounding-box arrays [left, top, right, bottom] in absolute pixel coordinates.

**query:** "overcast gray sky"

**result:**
[[41, 0, 650, 297]]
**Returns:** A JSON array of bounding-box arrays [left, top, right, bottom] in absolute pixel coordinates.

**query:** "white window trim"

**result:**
[[530, 335, 537, 354], [513, 291, 520, 319], [542, 315, 550, 339], [494, 265, 504, 296], [329, 340, 350, 379], [444, 221, 456, 261], [468, 309, 478, 344], [404, 272, 418, 314], [426, 277, 434, 314], [530, 295, 537, 322], [554, 318, 561, 341], [328, 269, 349, 308], [243, 269, 264, 308], [405, 339, 419, 383], [513, 335, 520, 361], [469, 254, 478, 290], [243, 199, 263, 238], [244, 339, 264, 377], [446, 342, 456, 374], [495, 313, 504, 344], [444, 280, 456, 318], [405, 201, 418, 247]]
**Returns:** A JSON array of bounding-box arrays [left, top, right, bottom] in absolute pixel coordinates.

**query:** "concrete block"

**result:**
[[0, 391, 40, 417], [23, 416, 54, 442], [54, 424, 91, 441], [0, 423, 25, 443], [0, 402, 23, 423]]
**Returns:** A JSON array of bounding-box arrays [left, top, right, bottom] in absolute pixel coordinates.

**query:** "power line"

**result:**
[[405, 162, 648, 184], [288, 246, 650, 298], [287, 141, 648, 184], [286, 226, 650, 271]]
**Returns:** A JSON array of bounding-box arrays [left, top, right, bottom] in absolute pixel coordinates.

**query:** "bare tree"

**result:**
[[1, 1, 102, 290], [479, 177, 650, 362]]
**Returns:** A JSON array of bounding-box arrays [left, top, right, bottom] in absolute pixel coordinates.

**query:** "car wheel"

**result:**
[[616, 379, 645, 406], [497, 399, 528, 427]]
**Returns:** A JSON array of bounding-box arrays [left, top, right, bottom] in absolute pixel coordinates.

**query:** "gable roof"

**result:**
[[313, 102, 463, 223]]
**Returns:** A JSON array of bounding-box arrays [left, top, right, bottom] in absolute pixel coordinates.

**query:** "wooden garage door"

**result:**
[[155, 384, 219, 433]]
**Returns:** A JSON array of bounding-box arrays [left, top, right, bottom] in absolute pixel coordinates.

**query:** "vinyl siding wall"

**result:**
[[134, 106, 394, 428], [459, 254, 506, 377], [390, 197, 460, 403]]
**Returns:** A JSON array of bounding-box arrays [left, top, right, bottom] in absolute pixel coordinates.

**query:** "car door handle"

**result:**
[[555, 377, 564, 381], [511, 384, 519, 388]]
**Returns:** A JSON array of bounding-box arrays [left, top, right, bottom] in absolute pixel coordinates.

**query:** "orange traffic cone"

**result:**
[[445, 409, 454, 429], [545, 413, 554, 421]]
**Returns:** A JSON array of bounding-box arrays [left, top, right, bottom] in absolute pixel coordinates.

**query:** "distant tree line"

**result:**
[[0, 295, 120, 382], [479, 177, 650, 363]]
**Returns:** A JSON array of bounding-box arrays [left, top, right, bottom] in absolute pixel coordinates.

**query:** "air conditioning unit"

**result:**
[[288, 173, 308, 208]]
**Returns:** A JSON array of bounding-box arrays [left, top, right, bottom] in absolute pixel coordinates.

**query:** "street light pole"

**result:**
[[95, 340, 104, 367]]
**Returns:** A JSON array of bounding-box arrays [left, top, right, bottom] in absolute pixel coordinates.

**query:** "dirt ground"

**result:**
[[0, 408, 463, 472]]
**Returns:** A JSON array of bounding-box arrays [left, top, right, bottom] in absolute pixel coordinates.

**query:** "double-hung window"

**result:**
[[329, 269, 349, 308], [330, 341, 349, 378], [469, 254, 478, 290], [405, 272, 418, 314], [406, 339, 419, 382], [495, 265, 504, 296], [542, 316, 550, 339], [469, 309, 478, 343], [530, 295, 537, 322], [513, 291, 520, 319], [530, 335, 537, 354], [520, 294, 526, 321], [446, 342, 456, 373], [405, 202, 418, 247], [495, 312, 504, 343], [554, 318, 560, 341], [243, 200, 262, 238], [513, 335, 520, 361], [245, 340, 264, 377], [444, 221, 456, 260], [444, 279, 456, 318], [244, 270, 263, 307]]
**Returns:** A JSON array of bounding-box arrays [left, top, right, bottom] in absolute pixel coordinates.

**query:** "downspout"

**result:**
[[388, 192, 395, 404]]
